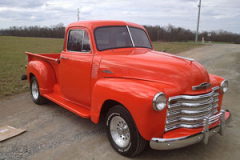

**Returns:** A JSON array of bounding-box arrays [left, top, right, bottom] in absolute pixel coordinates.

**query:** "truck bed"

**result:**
[[25, 52, 61, 62], [25, 52, 60, 83], [26, 51, 61, 88]]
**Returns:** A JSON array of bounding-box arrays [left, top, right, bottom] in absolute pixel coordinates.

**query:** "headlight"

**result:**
[[153, 92, 167, 111], [220, 80, 229, 94]]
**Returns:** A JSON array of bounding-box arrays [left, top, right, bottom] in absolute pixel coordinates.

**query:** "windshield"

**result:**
[[95, 26, 152, 51]]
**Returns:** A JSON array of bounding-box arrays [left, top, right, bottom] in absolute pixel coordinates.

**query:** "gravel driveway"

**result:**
[[0, 44, 239, 160]]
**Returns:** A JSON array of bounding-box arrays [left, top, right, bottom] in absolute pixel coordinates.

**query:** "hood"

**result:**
[[99, 49, 210, 94]]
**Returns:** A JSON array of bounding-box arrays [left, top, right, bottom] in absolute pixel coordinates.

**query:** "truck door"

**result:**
[[59, 28, 92, 106]]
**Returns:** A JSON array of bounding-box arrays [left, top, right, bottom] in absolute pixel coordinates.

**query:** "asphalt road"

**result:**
[[0, 44, 239, 160]]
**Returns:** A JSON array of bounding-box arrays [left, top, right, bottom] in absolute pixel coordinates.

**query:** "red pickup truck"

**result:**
[[24, 20, 231, 157]]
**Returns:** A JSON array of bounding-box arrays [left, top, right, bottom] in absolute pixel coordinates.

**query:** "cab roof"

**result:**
[[66, 20, 145, 31]]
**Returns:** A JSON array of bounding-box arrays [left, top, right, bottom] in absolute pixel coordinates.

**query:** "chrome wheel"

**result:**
[[31, 80, 39, 100], [110, 116, 130, 148], [106, 105, 147, 156]]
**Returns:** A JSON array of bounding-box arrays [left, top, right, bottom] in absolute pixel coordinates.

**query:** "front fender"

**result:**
[[209, 74, 225, 112], [27, 60, 56, 94], [90, 78, 176, 141]]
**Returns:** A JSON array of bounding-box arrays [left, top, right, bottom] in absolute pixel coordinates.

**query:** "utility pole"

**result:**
[[77, 8, 80, 21], [195, 0, 202, 44]]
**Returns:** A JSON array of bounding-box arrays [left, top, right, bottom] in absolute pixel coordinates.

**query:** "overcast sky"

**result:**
[[0, 0, 239, 33]]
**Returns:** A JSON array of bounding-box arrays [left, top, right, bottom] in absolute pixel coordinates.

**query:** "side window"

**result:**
[[67, 29, 91, 52]]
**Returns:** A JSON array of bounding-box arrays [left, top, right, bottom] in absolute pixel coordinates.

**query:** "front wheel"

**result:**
[[106, 105, 147, 157], [30, 76, 48, 105]]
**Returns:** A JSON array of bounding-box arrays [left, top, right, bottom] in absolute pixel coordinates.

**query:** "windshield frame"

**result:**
[[94, 25, 152, 51]]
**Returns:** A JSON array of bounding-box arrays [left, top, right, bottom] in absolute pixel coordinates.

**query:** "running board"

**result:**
[[43, 93, 91, 118]]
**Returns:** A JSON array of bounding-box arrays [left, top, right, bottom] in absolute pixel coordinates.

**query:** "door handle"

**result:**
[[60, 56, 68, 60]]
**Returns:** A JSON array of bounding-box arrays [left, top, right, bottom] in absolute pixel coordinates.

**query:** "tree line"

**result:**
[[0, 23, 65, 38], [0, 23, 239, 43], [144, 25, 240, 44]]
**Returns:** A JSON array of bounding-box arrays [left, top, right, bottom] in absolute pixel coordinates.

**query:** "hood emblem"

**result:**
[[192, 82, 211, 91]]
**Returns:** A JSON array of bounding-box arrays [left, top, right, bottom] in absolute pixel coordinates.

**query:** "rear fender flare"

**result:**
[[27, 60, 56, 94]]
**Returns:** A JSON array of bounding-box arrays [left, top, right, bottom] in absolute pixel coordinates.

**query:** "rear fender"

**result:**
[[27, 60, 56, 94], [90, 78, 175, 141]]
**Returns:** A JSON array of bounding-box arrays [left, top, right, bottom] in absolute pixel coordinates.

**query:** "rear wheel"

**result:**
[[30, 76, 48, 105], [106, 105, 147, 157]]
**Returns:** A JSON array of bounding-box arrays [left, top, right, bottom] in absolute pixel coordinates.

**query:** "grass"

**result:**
[[0, 36, 201, 99], [152, 42, 203, 54], [188, 40, 234, 44], [0, 36, 63, 99]]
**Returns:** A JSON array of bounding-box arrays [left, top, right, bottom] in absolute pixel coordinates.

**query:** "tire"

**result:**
[[106, 105, 147, 157], [30, 76, 48, 105]]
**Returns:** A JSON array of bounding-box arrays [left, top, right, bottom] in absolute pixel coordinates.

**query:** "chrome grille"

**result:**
[[165, 87, 220, 132]]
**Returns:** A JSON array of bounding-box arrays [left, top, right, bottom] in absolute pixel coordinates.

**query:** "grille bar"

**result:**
[[167, 104, 218, 116], [165, 87, 220, 132]]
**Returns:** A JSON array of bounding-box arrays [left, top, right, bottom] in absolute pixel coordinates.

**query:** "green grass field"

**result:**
[[0, 36, 201, 99], [0, 36, 63, 99], [187, 40, 234, 44], [152, 42, 202, 54]]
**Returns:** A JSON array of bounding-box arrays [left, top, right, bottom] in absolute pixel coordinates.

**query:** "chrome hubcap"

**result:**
[[110, 116, 130, 148], [32, 80, 39, 100]]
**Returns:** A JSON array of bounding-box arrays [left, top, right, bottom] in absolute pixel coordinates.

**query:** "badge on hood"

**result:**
[[192, 82, 211, 91]]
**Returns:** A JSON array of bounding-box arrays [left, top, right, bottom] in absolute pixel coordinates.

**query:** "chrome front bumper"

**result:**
[[150, 109, 231, 150]]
